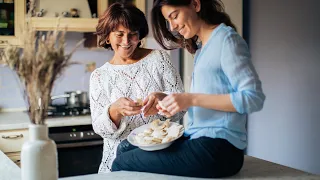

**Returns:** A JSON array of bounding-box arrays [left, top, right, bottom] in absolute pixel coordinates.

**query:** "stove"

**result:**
[[47, 105, 91, 117], [49, 125, 103, 177], [47, 104, 101, 178]]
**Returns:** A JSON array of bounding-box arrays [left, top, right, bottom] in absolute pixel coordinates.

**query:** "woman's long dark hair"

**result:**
[[152, 0, 236, 54]]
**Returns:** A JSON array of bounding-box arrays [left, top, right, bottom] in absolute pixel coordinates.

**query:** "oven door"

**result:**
[[56, 140, 103, 178]]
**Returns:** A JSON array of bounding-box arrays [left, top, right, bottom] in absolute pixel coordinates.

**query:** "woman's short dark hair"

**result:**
[[96, 2, 148, 50], [151, 0, 236, 54]]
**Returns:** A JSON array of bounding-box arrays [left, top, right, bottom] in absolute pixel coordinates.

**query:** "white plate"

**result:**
[[127, 122, 184, 151]]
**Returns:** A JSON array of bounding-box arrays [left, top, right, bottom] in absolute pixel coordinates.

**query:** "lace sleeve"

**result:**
[[158, 50, 186, 122], [89, 69, 127, 139]]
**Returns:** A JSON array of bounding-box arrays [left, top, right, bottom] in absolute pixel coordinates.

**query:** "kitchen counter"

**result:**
[[0, 150, 20, 180], [1, 155, 318, 180], [0, 112, 92, 130], [59, 156, 319, 180]]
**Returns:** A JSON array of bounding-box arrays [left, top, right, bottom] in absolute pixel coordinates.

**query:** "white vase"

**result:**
[[21, 124, 58, 180]]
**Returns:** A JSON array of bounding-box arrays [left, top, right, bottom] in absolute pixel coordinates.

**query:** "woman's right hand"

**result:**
[[109, 97, 142, 126], [156, 93, 193, 117]]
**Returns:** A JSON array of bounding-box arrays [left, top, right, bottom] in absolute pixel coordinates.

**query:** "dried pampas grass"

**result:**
[[0, 2, 84, 124]]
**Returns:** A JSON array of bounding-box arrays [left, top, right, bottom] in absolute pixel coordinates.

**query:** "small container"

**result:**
[[0, 9, 7, 20]]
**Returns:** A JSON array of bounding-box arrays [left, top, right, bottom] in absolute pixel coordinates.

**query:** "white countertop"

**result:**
[[0, 156, 318, 180], [0, 112, 92, 131], [0, 150, 20, 180], [59, 156, 320, 180]]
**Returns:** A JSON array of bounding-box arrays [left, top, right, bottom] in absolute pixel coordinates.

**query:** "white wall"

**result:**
[[222, 0, 243, 36], [246, 0, 320, 175]]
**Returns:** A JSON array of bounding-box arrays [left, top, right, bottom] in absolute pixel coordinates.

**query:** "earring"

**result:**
[[139, 39, 145, 47], [106, 39, 110, 44]]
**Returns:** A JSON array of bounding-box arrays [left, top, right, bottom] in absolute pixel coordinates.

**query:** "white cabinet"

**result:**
[[0, 128, 28, 167]]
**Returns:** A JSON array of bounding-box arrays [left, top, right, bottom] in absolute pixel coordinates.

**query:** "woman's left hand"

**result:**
[[142, 92, 167, 116], [157, 93, 193, 117]]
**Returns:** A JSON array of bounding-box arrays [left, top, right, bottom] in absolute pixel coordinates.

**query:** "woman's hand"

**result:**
[[156, 93, 193, 117], [142, 92, 167, 116], [109, 97, 142, 126]]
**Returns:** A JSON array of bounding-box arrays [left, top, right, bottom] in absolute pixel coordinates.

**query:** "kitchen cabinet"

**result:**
[[28, 0, 146, 32], [0, 111, 93, 169], [6, 151, 21, 166], [0, 128, 28, 167], [0, 0, 25, 47]]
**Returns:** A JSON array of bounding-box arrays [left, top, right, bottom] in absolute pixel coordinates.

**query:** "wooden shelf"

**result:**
[[27, 1, 145, 33], [30, 17, 98, 32]]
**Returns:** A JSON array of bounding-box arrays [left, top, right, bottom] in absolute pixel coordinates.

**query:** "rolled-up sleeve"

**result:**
[[221, 33, 265, 114]]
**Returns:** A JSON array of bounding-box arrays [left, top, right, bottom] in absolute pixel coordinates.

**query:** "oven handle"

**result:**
[[56, 140, 103, 148]]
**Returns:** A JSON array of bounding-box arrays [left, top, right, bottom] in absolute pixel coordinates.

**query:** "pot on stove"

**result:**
[[51, 91, 89, 107]]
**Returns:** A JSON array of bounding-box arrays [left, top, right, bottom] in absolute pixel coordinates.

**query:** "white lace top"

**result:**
[[89, 50, 185, 173]]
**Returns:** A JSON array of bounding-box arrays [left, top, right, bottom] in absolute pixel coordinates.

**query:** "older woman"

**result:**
[[89, 2, 185, 173]]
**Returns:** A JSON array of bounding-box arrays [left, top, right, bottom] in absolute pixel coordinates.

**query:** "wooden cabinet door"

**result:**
[[0, 0, 25, 47], [0, 129, 28, 153]]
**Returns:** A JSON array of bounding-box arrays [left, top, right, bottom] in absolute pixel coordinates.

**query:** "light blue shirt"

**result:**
[[184, 23, 265, 150]]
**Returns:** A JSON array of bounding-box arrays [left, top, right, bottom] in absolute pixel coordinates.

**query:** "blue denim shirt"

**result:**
[[184, 23, 265, 149]]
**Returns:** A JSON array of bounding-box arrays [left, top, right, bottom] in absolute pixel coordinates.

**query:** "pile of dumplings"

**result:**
[[134, 119, 183, 145]]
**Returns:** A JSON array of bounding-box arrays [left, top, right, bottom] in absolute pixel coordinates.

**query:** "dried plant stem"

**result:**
[[0, 5, 84, 124]]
